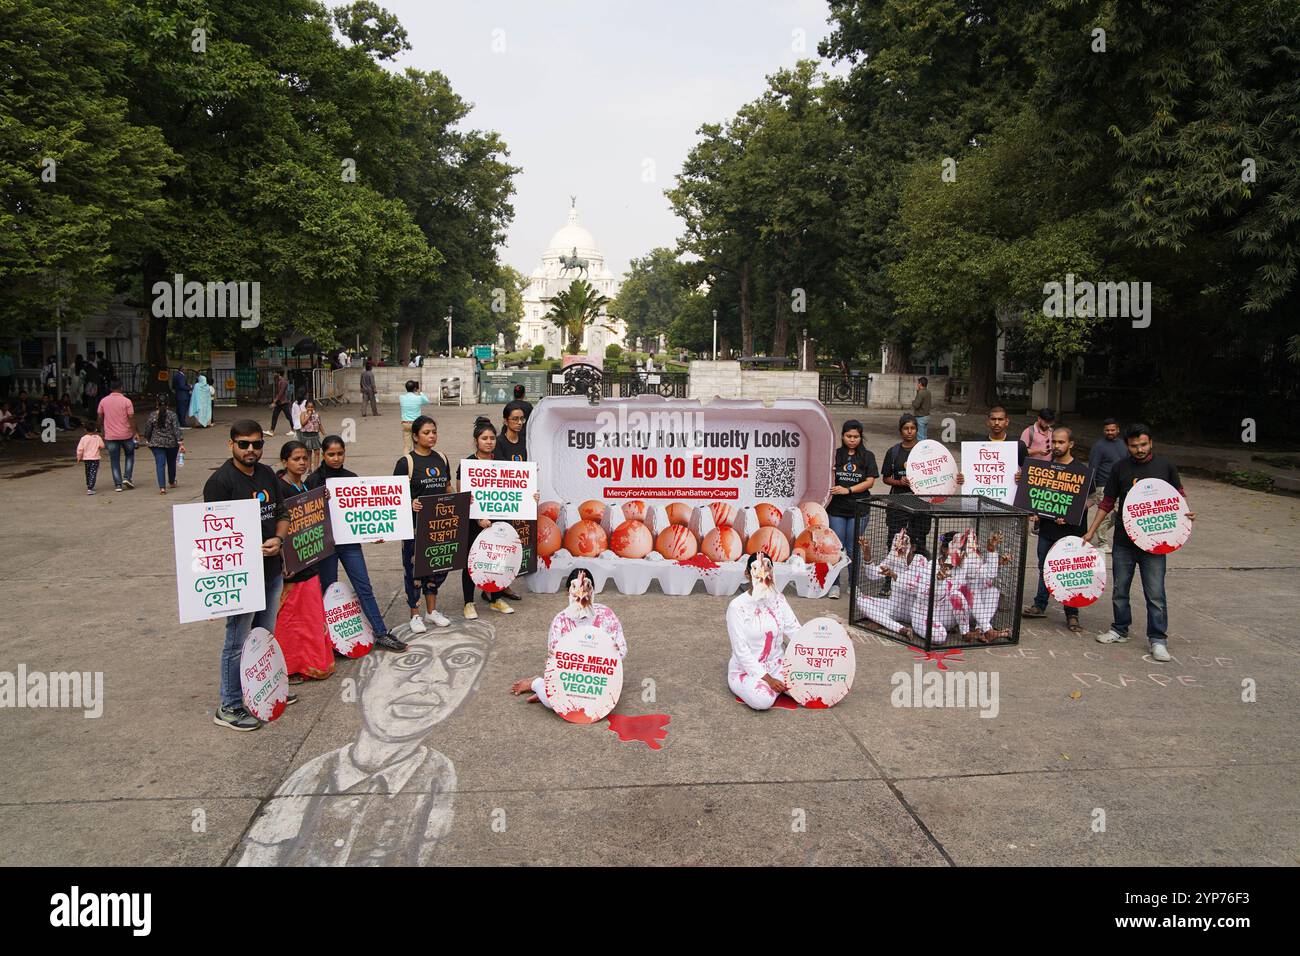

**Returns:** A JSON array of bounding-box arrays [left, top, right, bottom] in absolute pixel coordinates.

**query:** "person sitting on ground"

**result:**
[[727, 551, 801, 710], [510, 568, 626, 710]]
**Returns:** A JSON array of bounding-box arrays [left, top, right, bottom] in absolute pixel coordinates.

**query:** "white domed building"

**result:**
[[518, 200, 627, 359]]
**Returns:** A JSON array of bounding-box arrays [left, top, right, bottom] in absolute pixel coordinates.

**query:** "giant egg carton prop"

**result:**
[[525, 395, 846, 598]]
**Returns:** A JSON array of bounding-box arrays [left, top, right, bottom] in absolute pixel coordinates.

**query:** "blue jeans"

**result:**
[[151, 446, 178, 488], [318, 543, 389, 637], [105, 438, 135, 487], [401, 539, 449, 609], [219, 571, 284, 709], [1110, 539, 1168, 643], [828, 512, 861, 589], [915, 416, 929, 440], [1033, 533, 1078, 620]]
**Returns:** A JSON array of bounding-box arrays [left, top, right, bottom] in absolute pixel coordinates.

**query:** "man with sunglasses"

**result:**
[[204, 419, 291, 732]]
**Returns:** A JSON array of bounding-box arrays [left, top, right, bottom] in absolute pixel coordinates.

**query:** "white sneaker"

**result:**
[[265, 431, 275, 436], [1095, 629, 1128, 644], [408, 614, 427, 633], [829, 585, 840, 599], [1150, 642, 1171, 662], [424, 609, 451, 628]]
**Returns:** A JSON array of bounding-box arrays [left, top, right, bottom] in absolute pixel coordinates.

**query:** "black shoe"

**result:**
[[374, 633, 408, 652], [213, 705, 260, 732], [501, 587, 522, 601], [285, 692, 299, 706]]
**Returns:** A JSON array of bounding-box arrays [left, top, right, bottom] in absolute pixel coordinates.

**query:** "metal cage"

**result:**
[[849, 495, 1032, 651]]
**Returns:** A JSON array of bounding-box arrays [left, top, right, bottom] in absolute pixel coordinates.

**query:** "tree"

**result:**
[[545, 279, 611, 355], [613, 249, 689, 343]]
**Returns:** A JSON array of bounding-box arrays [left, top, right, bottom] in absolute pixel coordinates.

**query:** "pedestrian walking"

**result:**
[[97, 380, 140, 492], [76, 422, 104, 495], [267, 371, 292, 435], [911, 377, 932, 440], [360, 360, 379, 417], [142, 394, 184, 494]]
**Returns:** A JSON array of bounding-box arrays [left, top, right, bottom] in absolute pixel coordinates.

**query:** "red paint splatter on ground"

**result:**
[[735, 694, 798, 710], [268, 697, 286, 721], [559, 707, 597, 725], [802, 697, 829, 709], [677, 553, 719, 571], [539, 553, 552, 568], [606, 713, 671, 749], [346, 642, 372, 659], [911, 649, 966, 671], [811, 562, 830, 588]]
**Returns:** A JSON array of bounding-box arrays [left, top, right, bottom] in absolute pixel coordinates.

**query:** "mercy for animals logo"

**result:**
[[890, 664, 1000, 718], [152, 272, 260, 328]]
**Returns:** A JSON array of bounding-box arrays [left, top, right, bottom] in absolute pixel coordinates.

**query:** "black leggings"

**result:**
[[462, 522, 487, 603]]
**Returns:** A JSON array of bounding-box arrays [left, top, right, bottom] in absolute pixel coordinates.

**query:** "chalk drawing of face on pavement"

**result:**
[[235, 619, 493, 867]]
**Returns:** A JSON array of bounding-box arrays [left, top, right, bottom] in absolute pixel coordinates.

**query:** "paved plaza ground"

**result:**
[[1, 400, 1297, 866]]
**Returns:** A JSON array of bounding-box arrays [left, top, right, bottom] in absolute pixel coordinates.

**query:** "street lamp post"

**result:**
[[445, 306, 453, 358], [391, 321, 398, 364], [712, 309, 718, 361]]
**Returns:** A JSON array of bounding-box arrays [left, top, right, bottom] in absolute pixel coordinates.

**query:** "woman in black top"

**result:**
[[276, 440, 333, 684], [394, 415, 454, 633], [880, 414, 932, 557], [826, 419, 878, 598], [307, 436, 406, 652], [458, 418, 521, 616], [496, 402, 528, 461]]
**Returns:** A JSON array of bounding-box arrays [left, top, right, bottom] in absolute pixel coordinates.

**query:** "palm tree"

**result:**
[[545, 279, 612, 355]]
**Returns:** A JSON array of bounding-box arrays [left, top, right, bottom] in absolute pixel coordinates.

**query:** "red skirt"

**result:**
[[275, 579, 335, 680]]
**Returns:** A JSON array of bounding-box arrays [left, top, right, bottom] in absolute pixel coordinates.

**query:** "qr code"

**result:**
[[755, 457, 796, 498]]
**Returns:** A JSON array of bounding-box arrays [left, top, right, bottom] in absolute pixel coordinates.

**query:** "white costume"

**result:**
[[531, 602, 626, 710], [726, 589, 800, 710], [856, 530, 917, 635]]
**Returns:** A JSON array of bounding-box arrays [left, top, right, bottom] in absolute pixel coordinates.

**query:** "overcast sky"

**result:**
[[381, 0, 842, 281]]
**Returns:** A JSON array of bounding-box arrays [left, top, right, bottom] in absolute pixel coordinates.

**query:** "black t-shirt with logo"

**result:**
[[494, 431, 527, 462], [394, 449, 451, 499], [828, 446, 880, 516], [202, 458, 288, 578], [881, 441, 916, 495], [1103, 454, 1183, 547]]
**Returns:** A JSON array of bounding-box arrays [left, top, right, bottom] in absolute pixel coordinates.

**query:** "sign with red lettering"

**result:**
[[322, 579, 374, 658], [460, 459, 537, 520], [783, 617, 855, 708], [326, 476, 413, 544], [467, 521, 524, 593], [240, 626, 288, 721], [543, 621, 624, 723], [1042, 536, 1107, 608], [1122, 478, 1192, 554], [905, 440, 958, 496], [960, 441, 1017, 503], [524, 395, 835, 509], [173, 499, 266, 624]]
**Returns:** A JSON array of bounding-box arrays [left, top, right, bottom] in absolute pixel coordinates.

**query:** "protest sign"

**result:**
[[524, 395, 835, 509], [543, 621, 624, 723], [783, 617, 856, 708], [240, 626, 288, 721], [961, 441, 1017, 503], [511, 518, 538, 575], [173, 499, 266, 624], [1043, 536, 1107, 608], [322, 580, 374, 658], [1122, 478, 1193, 554], [1014, 459, 1092, 526], [467, 521, 524, 593], [282, 486, 334, 576], [326, 476, 413, 544], [905, 439, 959, 496], [412, 492, 471, 578], [460, 459, 537, 520]]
